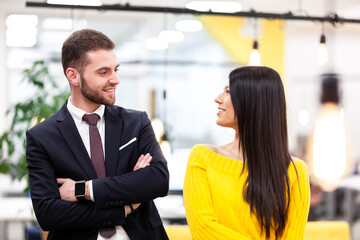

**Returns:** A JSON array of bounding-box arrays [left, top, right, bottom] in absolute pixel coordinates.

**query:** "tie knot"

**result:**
[[83, 113, 100, 126]]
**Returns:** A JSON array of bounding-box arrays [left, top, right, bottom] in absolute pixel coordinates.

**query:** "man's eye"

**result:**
[[100, 71, 107, 75]]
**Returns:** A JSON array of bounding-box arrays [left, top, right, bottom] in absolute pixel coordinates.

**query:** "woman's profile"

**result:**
[[183, 66, 310, 239]]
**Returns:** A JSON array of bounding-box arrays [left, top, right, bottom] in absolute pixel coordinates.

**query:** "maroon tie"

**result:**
[[83, 113, 116, 238]]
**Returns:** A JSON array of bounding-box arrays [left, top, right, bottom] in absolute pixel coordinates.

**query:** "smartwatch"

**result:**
[[75, 180, 86, 201]]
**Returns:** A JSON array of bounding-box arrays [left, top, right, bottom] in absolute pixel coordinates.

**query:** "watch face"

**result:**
[[75, 181, 85, 196]]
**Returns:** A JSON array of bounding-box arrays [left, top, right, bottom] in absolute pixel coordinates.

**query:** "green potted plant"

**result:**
[[0, 60, 69, 191]]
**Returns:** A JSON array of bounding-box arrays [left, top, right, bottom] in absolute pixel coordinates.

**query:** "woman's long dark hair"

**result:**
[[229, 66, 292, 239]]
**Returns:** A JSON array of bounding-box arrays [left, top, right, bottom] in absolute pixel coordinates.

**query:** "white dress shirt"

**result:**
[[67, 97, 130, 240]]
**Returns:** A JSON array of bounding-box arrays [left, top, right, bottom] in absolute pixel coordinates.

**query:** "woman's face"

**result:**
[[215, 84, 237, 129]]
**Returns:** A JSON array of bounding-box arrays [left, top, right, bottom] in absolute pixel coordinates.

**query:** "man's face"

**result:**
[[79, 49, 119, 106]]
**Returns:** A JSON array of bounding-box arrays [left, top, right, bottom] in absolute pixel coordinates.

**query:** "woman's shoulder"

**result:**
[[189, 144, 215, 157], [289, 157, 309, 179], [202, 144, 217, 152], [190, 144, 228, 159], [291, 157, 308, 169], [187, 144, 214, 166]]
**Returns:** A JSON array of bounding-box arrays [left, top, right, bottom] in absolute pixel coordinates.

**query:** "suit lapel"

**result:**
[[56, 104, 98, 179], [104, 107, 123, 177]]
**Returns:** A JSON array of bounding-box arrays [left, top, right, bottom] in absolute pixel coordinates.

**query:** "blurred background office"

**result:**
[[0, 0, 360, 239]]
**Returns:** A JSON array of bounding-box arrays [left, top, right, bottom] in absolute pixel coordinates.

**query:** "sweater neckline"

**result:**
[[200, 144, 244, 163]]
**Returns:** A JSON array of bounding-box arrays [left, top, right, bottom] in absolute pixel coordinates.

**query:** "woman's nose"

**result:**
[[215, 93, 223, 104]]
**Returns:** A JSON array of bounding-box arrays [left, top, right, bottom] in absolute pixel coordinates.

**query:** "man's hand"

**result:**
[[125, 153, 153, 215], [133, 153, 152, 171], [125, 203, 141, 215], [57, 178, 77, 202]]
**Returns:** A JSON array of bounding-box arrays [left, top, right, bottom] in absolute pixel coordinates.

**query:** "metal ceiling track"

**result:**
[[26, 2, 360, 25]]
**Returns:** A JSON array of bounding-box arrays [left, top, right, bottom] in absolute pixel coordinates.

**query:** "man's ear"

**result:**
[[66, 68, 80, 87]]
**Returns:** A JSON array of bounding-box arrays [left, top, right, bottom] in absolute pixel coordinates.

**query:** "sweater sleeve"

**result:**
[[183, 145, 250, 240], [282, 161, 311, 239]]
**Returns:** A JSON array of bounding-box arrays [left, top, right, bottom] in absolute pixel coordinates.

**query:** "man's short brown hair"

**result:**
[[61, 29, 115, 76]]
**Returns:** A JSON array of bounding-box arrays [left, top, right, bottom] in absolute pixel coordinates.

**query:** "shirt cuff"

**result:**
[[89, 180, 94, 202]]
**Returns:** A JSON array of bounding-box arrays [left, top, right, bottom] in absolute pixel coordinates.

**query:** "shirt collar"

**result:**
[[67, 96, 105, 125]]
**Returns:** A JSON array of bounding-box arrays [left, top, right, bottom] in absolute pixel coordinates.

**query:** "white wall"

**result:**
[[0, 10, 8, 134]]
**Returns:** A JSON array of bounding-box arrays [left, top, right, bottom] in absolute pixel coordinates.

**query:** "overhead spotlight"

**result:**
[[249, 40, 261, 66], [318, 34, 328, 66]]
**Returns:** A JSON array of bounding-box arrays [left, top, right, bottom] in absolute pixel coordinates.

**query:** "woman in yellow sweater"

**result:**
[[183, 66, 310, 240]]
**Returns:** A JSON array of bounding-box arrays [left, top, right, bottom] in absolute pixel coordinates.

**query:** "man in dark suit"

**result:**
[[26, 29, 169, 240]]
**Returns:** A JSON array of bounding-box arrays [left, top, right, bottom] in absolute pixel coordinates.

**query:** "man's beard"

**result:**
[[80, 75, 116, 106]]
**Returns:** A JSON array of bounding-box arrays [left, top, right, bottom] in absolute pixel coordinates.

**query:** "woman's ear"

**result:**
[[66, 68, 80, 87]]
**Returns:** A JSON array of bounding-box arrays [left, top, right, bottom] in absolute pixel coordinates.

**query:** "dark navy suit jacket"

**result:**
[[26, 102, 169, 240]]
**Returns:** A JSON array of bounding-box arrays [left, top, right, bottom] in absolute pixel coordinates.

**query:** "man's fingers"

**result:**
[[133, 153, 152, 171], [57, 178, 67, 184], [134, 154, 144, 170], [145, 156, 152, 165], [140, 154, 151, 166]]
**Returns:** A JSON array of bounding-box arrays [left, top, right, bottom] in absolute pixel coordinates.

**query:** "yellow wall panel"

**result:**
[[198, 16, 285, 81]]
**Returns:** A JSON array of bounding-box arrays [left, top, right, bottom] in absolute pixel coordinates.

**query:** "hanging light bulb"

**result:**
[[307, 74, 352, 191], [151, 118, 164, 142], [160, 133, 172, 160], [312, 103, 347, 184], [249, 40, 261, 66], [318, 34, 328, 66]]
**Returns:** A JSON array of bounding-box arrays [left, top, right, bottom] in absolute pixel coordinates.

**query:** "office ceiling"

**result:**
[[2, 0, 360, 65], [2, 0, 360, 18]]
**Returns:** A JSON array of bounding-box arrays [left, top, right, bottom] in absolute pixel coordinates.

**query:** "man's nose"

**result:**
[[109, 72, 120, 85]]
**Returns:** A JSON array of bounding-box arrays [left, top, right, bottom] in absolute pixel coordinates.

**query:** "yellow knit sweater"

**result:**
[[183, 144, 310, 240]]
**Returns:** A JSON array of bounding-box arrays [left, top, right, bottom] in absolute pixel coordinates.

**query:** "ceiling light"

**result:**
[[145, 37, 168, 51], [6, 14, 38, 28], [186, 1, 242, 13], [175, 19, 203, 32], [47, 0, 102, 6], [6, 14, 38, 48], [159, 30, 184, 43]]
